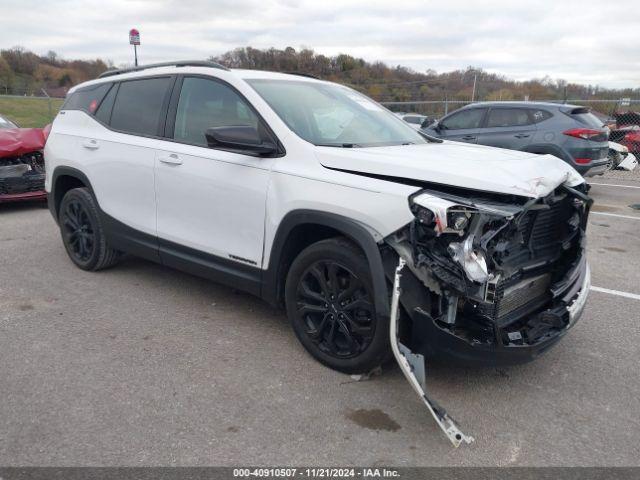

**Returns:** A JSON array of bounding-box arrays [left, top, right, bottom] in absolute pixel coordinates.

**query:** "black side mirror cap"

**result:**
[[205, 126, 278, 156]]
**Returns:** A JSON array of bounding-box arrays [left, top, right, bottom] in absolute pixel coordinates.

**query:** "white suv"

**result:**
[[45, 61, 591, 399]]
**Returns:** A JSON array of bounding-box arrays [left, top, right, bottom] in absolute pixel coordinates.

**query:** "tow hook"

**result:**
[[389, 258, 475, 448]]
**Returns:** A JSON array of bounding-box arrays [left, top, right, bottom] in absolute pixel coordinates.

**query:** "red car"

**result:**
[[0, 115, 48, 204], [612, 112, 640, 154]]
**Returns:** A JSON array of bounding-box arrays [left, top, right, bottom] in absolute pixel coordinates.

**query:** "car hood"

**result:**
[[314, 141, 584, 198], [0, 128, 46, 158]]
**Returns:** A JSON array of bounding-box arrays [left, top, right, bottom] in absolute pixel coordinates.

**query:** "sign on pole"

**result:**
[[129, 28, 140, 66], [129, 28, 140, 45], [621, 98, 631, 107]]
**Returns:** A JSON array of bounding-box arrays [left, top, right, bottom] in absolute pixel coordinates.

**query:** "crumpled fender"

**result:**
[[0, 128, 46, 158]]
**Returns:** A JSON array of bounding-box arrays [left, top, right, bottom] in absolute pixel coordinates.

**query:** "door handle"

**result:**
[[514, 133, 531, 139], [158, 153, 183, 165], [82, 139, 100, 150], [461, 135, 476, 141]]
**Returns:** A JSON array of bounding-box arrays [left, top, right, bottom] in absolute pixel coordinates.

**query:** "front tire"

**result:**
[[285, 237, 390, 374], [58, 187, 121, 271]]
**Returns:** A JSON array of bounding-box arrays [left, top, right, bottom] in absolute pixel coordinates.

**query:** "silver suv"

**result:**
[[423, 101, 610, 176]]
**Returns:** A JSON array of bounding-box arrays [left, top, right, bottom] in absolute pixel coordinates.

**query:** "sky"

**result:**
[[1, 0, 639, 89]]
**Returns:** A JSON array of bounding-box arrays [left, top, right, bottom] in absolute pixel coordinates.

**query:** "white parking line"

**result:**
[[589, 182, 640, 189], [591, 286, 640, 301], [591, 211, 640, 220]]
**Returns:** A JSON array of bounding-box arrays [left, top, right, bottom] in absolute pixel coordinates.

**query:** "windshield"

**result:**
[[247, 79, 427, 147]]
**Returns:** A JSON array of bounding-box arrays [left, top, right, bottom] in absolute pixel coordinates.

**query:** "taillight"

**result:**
[[563, 128, 605, 141], [574, 158, 592, 165]]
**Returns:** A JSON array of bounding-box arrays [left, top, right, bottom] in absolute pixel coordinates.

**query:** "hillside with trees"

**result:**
[[1, 45, 637, 112], [0, 47, 110, 97], [212, 47, 639, 107]]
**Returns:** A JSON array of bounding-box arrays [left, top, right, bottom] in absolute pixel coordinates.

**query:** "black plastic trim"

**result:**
[[262, 210, 389, 317], [159, 238, 261, 296]]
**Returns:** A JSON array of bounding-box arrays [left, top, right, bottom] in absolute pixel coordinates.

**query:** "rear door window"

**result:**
[[441, 108, 485, 130], [486, 108, 532, 127], [63, 83, 112, 115], [110, 77, 173, 137]]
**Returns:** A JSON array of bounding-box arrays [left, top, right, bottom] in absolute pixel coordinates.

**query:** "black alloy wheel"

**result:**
[[58, 187, 121, 271], [285, 237, 391, 374], [61, 198, 96, 262], [295, 259, 375, 359]]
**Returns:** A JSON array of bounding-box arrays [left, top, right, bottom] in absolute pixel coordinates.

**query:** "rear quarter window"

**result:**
[[109, 77, 173, 137], [62, 83, 112, 114], [529, 109, 553, 124]]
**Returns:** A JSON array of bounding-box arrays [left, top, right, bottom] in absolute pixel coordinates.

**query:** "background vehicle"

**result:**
[[0, 117, 47, 204], [422, 101, 610, 177], [395, 112, 429, 130], [610, 125, 640, 155], [608, 141, 637, 171]]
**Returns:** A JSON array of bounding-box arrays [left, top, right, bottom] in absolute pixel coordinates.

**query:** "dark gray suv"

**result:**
[[423, 101, 610, 176]]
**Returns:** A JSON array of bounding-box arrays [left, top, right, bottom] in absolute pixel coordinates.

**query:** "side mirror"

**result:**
[[205, 125, 278, 156], [420, 118, 431, 129]]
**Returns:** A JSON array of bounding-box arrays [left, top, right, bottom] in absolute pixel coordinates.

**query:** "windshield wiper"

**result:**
[[315, 143, 363, 148]]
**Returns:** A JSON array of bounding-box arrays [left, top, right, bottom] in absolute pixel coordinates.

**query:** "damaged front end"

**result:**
[[0, 128, 47, 203], [385, 182, 592, 446]]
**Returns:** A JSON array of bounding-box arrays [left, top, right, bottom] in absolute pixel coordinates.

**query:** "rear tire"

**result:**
[[285, 237, 390, 374], [58, 187, 121, 271]]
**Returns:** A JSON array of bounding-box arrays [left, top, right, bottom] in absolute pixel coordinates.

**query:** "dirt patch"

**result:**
[[345, 408, 401, 432], [18, 303, 34, 311], [592, 204, 619, 213], [604, 246, 627, 253]]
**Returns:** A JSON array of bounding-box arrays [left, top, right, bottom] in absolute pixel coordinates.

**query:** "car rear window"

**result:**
[[62, 83, 112, 114], [109, 77, 173, 137], [567, 107, 604, 128]]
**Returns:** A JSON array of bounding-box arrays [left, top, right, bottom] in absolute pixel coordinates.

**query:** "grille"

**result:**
[[518, 195, 573, 254], [496, 273, 551, 320], [475, 273, 551, 325], [0, 151, 45, 195], [0, 174, 45, 195]]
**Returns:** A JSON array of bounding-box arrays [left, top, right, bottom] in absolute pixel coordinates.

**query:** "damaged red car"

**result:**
[[0, 115, 48, 204]]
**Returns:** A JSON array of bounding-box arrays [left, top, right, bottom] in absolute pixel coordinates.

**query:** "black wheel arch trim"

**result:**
[[262, 209, 390, 318], [48, 166, 95, 224]]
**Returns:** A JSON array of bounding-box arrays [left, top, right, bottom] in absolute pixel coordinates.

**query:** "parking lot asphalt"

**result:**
[[1, 174, 639, 467]]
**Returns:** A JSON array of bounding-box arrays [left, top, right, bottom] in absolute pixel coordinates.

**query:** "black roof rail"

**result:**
[[98, 60, 230, 79], [283, 71, 320, 79]]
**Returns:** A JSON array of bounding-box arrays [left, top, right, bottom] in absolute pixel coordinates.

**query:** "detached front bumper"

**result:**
[[397, 255, 590, 367]]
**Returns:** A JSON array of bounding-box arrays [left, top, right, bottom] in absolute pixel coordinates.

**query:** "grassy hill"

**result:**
[[0, 96, 63, 128]]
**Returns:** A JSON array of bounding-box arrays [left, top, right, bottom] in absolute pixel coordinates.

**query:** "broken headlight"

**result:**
[[410, 193, 490, 284], [447, 235, 489, 283]]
